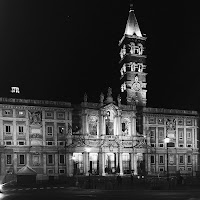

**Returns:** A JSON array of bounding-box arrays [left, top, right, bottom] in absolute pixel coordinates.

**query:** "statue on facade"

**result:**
[[105, 111, 113, 135], [117, 94, 121, 106], [84, 92, 87, 102], [100, 92, 104, 104]]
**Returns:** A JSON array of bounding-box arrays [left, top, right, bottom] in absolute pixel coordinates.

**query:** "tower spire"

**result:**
[[124, 3, 142, 37], [119, 3, 147, 107]]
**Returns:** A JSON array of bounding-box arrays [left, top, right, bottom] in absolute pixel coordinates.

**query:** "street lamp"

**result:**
[[164, 137, 170, 181]]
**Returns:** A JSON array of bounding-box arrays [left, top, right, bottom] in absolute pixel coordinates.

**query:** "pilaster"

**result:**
[[43, 153, 46, 174], [13, 118, 17, 146], [133, 153, 137, 175], [55, 153, 58, 174]]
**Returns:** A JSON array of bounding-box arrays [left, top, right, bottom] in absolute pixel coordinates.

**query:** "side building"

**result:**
[[0, 97, 72, 182]]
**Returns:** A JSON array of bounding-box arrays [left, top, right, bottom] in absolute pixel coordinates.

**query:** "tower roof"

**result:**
[[124, 4, 142, 37]]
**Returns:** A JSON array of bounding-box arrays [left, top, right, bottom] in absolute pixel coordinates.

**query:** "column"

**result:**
[[66, 153, 70, 176], [176, 154, 179, 171], [155, 154, 159, 173], [26, 153, 30, 166], [147, 153, 151, 173], [13, 153, 17, 174], [68, 153, 73, 176], [43, 154, 46, 174], [145, 153, 148, 173], [25, 119, 30, 146], [119, 153, 123, 175], [84, 152, 89, 176], [184, 154, 187, 171], [102, 153, 105, 176], [184, 127, 186, 148], [131, 153, 134, 171], [42, 111, 46, 146], [131, 114, 136, 137], [192, 154, 196, 176], [133, 154, 137, 175], [0, 118, 3, 145], [54, 122, 57, 147], [192, 128, 195, 149], [55, 153, 58, 175], [195, 155, 198, 173], [164, 152, 167, 173], [156, 127, 158, 148], [1, 153, 5, 175]]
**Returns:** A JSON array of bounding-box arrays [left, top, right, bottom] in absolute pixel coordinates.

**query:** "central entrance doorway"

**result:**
[[105, 153, 116, 174]]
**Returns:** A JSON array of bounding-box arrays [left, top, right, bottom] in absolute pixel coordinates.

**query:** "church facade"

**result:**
[[0, 5, 199, 182]]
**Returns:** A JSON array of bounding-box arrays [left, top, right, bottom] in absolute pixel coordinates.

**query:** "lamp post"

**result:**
[[164, 137, 170, 181]]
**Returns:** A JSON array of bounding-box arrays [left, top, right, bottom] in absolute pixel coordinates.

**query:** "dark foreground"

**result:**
[[1, 186, 200, 200]]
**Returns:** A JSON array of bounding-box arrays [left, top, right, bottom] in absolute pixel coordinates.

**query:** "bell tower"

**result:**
[[119, 3, 147, 107]]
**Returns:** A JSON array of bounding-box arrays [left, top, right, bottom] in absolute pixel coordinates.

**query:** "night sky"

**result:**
[[0, 0, 200, 111]]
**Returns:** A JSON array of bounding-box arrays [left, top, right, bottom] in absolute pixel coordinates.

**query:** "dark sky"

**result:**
[[0, 0, 200, 111]]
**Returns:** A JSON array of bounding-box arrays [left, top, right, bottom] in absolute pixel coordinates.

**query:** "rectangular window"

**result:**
[[158, 129, 164, 139], [48, 169, 54, 174], [59, 169, 65, 174], [158, 118, 164, 124], [48, 155, 53, 164], [178, 119, 184, 125], [179, 167, 184, 171], [19, 155, 25, 165], [159, 167, 164, 172], [58, 126, 65, 134], [151, 143, 155, 147], [4, 141, 12, 145], [46, 141, 55, 146], [188, 155, 191, 164], [179, 155, 184, 164], [178, 129, 184, 140], [187, 130, 192, 140], [46, 112, 53, 117], [17, 110, 25, 117], [149, 117, 156, 124], [59, 155, 65, 164], [5, 125, 11, 134], [187, 167, 192, 171], [58, 141, 65, 146], [57, 112, 65, 119], [187, 144, 192, 148], [6, 155, 12, 165], [159, 155, 164, 164], [18, 141, 25, 145], [186, 119, 192, 126], [150, 131, 155, 139], [18, 126, 24, 135], [47, 126, 53, 136], [122, 123, 126, 132], [179, 144, 184, 147], [151, 155, 155, 164], [159, 143, 164, 148]]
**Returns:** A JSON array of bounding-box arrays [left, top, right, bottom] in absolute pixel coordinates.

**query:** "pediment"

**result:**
[[101, 103, 119, 113]]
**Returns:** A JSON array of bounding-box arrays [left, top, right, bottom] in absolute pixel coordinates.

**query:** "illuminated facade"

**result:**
[[0, 4, 199, 182]]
